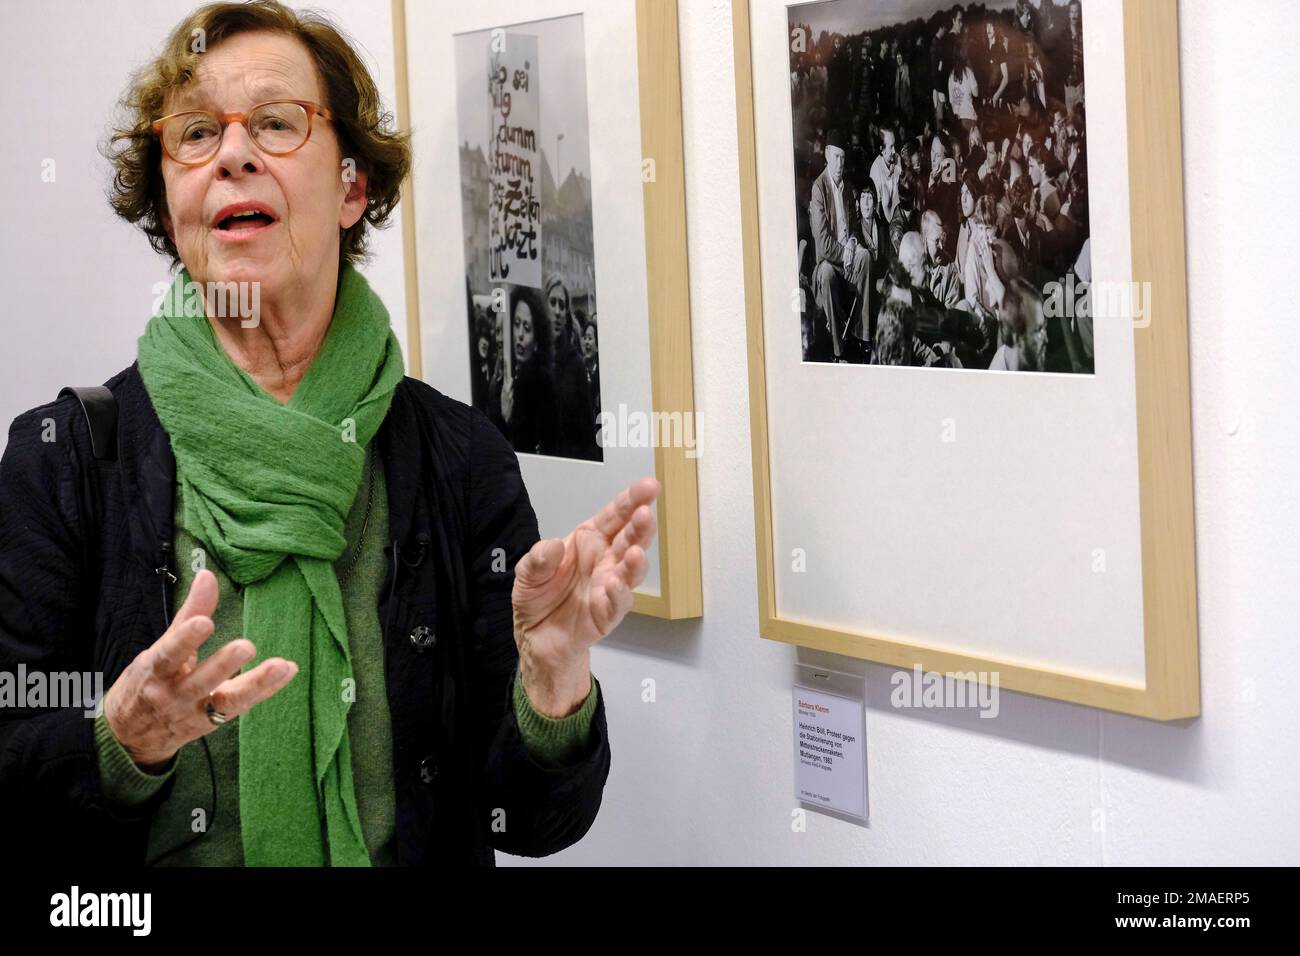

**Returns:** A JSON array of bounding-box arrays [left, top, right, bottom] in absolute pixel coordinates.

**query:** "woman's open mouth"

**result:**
[[211, 203, 280, 241]]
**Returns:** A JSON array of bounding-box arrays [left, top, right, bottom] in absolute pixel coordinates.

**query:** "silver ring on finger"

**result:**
[[206, 696, 230, 726]]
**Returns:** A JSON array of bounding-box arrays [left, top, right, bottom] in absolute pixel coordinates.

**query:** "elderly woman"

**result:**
[[0, 0, 659, 867]]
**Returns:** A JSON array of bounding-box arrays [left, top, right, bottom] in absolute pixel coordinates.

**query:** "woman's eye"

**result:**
[[254, 113, 292, 131]]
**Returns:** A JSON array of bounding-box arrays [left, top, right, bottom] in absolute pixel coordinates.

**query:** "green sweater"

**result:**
[[94, 441, 597, 865]]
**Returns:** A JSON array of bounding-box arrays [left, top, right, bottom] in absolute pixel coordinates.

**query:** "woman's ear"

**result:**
[[340, 168, 369, 230]]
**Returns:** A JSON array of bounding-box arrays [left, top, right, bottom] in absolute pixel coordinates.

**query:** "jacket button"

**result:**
[[419, 756, 438, 784], [409, 624, 436, 653]]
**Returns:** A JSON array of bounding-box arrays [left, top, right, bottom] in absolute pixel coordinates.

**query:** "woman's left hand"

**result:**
[[510, 476, 661, 717]]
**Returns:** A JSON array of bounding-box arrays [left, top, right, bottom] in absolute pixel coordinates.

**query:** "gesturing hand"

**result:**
[[101, 569, 299, 771], [510, 476, 660, 716]]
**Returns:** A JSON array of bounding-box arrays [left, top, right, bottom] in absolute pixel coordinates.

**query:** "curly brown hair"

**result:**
[[103, 0, 410, 268]]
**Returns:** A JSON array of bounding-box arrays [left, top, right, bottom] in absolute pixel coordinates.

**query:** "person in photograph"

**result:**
[[1040, 237, 1094, 375], [873, 37, 895, 118], [870, 127, 902, 224], [902, 226, 997, 368], [846, 177, 887, 351], [828, 33, 852, 113], [1027, 46, 1049, 119], [988, 277, 1048, 371], [1062, 0, 1085, 114], [854, 37, 876, 117], [543, 274, 600, 460], [810, 130, 870, 361], [1013, 0, 1038, 41], [944, 7, 966, 64], [894, 48, 913, 121], [872, 279, 942, 368], [1002, 150, 1023, 198], [905, 138, 925, 185], [1005, 175, 1048, 287], [493, 285, 564, 457], [1048, 107, 1069, 167], [1026, 144, 1062, 221], [1066, 238, 1094, 371], [1065, 111, 1085, 174], [920, 210, 962, 308], [888, 172, 921, 256], [927, 10, 958, 129], [978, 127, 1006, 184], [847, 127, 870, 184], [472, 301, 496, 410], [955, 170, 980, 279], [978, 20, 1010, 111], [857, 180, 889, 282], [910, 35, 931, 123], [925, 135, 960, 237], [1001, 16, 1040, 119], [1009, 126, 1031, 168], [857, 176, 884, 251], [987, 173, 1015, 240], [0, 0, 662, 868], [895, 231, 929, 291], [1051, 164, 1088, 259], [947, 45, 980, 132], [580, 312, 601, 427], [946, 127, 968, 172], [962, 195, 1011, 314]]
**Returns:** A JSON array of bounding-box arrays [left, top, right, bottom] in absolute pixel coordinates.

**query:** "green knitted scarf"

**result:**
[[137, 263, 405, 866]]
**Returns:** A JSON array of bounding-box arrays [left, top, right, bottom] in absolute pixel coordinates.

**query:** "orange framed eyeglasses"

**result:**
[[151, 99, 334, 166]]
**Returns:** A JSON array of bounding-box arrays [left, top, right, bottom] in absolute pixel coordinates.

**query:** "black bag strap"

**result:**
[[58, 385, 118, 462]]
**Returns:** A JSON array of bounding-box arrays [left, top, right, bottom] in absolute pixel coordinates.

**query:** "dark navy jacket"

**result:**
[[0, 363, 611, 865]]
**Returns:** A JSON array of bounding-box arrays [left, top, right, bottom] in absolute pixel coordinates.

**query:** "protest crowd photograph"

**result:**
[[788, 0, 1094, 373], [457, 15, 605, 460]]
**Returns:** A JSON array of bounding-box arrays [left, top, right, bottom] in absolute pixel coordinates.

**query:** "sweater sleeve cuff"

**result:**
[[93, 699, 177, 806], [513, 666, 598, 769]]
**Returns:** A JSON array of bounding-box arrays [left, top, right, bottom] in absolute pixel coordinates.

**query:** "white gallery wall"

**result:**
[[0, 0, 1296, 865]]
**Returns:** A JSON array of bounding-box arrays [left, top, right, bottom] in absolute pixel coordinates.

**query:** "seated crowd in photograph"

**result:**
[[791, 0, 1094, 373]]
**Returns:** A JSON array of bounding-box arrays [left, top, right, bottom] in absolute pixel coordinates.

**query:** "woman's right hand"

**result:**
[[101, 569, 298, 771]]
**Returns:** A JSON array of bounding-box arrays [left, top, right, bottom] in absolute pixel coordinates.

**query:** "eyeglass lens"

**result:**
[[163, 103, 310, 162]]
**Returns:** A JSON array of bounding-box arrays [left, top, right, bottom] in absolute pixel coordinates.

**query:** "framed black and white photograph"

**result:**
[[454, 15, 604, 462], [394, 0, 703, 618], [787, 0, 1093, 372], [735, 0, 1199, 718]]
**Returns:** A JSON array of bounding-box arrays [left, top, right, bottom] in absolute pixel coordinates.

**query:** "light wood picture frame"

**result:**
[[733, 0, 1198, 718], [392, 0, 703, 619]]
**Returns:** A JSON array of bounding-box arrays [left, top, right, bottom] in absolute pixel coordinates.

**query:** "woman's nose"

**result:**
[[213, 121, 263, 178]]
